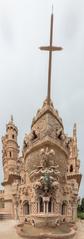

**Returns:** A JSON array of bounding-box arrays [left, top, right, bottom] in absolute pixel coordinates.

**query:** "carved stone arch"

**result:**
[[61, 200, 68, 215], [23, 200, 29, 215], [70, 164, 73, 172], [39, 196, 44, 213], [0, 198, 4, 208], [48, 197, 53, 213]]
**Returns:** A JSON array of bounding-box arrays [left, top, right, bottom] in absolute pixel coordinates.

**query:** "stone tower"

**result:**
[[1, 11, 81, 224], [68, 123, 80, 175], [18, 11, 81, 225], [2, 116, 20, 217], [22, 99, 70, 225]]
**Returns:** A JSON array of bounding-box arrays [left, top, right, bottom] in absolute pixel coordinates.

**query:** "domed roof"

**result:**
[[6, 115, 18, 134]]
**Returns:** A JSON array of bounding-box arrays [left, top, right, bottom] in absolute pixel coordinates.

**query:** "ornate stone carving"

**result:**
[[29, 147, 60, 197], [0, 11, 81, 227], [40, 147, 55, 167]]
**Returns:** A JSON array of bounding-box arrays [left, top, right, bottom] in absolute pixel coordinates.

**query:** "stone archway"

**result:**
[[70, 164, 73, 172], [0, 198, 4, 208], [61, 201, 67, 215], [37, 197, 54, 214], [48, 197, 52, 213], [39, 197, 44, 213], [23, 201, 29, 215]]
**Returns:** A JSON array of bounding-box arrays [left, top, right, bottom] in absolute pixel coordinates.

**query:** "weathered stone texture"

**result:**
[[0, 103, 81, 225]]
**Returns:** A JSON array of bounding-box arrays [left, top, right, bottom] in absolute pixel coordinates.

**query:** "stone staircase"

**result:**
[[0, 209, 13, 220], [0, 213, 13, 220]]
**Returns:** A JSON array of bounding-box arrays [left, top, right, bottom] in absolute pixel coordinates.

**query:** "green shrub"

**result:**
[[77, 211, 84, 219]]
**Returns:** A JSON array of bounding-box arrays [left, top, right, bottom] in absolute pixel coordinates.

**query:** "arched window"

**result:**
[[39, 197, 44, 213], [0, 198, 4, 208], [61, 201, 67, 215], [12, 134, 15, 139], [23, 201, 29, 215], [10, 151, 12, 157], [37, 202, 38, 213], [70, 164, 73, 172]]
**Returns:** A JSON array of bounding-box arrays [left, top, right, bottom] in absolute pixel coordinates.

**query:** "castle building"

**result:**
[[0, 11, 81, 225]]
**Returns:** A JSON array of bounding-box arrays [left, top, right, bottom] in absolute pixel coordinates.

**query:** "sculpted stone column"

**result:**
[[38, 201, 40, 213], [51, 201, 54, 213], [45, 201, 48, 213], [72, 203, 77, 222], [44, 202, 46, 213]]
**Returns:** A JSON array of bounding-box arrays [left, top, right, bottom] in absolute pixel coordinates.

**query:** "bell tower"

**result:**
[[2, 116, 20, 217], [2, 116, 19, 181], [68, 123, 80, 174]]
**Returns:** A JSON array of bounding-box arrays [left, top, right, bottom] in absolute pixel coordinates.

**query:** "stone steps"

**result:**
[[0, 213, 13, 220]]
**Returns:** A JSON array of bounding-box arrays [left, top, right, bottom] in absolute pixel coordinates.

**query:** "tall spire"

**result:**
[[73, 123, 77, 138], [40, 8, 63, 105], [52, 4, 53, 14], [11, 115, 13, 122]]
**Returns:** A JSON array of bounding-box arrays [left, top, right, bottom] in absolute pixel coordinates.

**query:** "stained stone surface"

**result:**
[[0, 12, 82, 227], [0, 10, 82, 239], [0, 102, 81, 225]]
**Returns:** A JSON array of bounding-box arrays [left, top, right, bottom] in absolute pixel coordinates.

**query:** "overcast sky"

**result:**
[[0, 0, 84, 197]]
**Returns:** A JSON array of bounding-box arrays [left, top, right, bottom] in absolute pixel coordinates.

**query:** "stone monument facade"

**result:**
[[0, 11, 81, 225]]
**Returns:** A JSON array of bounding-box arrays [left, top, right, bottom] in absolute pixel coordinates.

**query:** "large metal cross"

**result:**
[[40, 8, 63, 105]]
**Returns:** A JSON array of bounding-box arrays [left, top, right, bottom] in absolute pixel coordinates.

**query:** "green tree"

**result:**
[[81, 198, 84, 212]]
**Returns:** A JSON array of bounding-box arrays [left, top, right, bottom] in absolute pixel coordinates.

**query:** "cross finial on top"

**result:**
[[40, 8, 63, 105], [52, 4, 53, 14]]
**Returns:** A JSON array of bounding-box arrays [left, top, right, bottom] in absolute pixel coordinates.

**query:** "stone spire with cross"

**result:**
[[40, 7, 63, 105]]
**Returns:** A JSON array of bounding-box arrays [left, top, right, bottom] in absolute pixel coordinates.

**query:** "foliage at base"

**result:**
[[77, 198, 84, 220]]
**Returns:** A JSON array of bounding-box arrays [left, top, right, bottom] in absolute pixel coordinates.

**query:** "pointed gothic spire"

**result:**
[[73, 123, 77, 138], [11, 115, 13, 123]]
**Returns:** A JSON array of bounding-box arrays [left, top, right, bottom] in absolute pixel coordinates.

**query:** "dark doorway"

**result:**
[[61, 202, 67, 215], [23, 201, 29, 215], [39, 197, 44, 213], [70, 165, 73, 172]]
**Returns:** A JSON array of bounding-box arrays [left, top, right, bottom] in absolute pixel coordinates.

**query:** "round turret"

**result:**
[[6, 115, 18, 141]]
